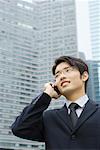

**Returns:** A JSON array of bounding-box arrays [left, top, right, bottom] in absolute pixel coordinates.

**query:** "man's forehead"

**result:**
[[55, 62, 71, 73]]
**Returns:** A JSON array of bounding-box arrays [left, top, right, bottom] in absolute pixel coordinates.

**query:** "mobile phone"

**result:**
[[54, 86, 60, 95]]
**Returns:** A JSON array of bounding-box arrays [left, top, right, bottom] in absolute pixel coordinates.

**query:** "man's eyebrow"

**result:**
[[55, 66, 70, 75]]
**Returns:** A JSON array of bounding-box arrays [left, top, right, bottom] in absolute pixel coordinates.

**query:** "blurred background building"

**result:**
[[89, 0, 100, 60], [88, 0, 100, 103], [0, 0, 99, 149], [0, 0, 44, 149]]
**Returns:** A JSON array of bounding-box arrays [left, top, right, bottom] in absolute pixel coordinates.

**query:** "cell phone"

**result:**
[[54, 86, 60, 95]]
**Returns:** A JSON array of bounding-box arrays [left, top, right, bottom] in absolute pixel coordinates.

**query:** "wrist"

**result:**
[[44, 90, 53, 98]]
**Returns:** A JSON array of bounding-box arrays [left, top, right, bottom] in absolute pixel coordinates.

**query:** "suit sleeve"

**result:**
[[11, 92, 51, 142]]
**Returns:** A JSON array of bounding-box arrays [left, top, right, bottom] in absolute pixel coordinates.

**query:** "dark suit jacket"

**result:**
[[11, 93, 100, 150]]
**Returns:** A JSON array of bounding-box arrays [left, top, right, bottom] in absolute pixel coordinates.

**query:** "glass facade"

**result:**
[[0, 0, 43, 149], [89, 0, 100, 61], [88, 0, 100, 102], [87, 61, 100, 102]]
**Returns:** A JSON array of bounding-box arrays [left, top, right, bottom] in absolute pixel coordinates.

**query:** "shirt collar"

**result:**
[[66, 94, 89, 108]]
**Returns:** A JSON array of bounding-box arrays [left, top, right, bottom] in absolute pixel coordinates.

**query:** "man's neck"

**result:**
[[64, 91, 86, 102]]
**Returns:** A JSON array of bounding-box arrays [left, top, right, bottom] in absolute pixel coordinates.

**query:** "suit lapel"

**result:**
[[57, 100, 97, 133], [56, 100, 98, 133], [74, 100, 98, 131], [56, 105, 73, 132]]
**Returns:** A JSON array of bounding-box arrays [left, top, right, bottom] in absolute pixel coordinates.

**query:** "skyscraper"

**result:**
[[87, 60, 100, 102], [0, 0, 44, 149], [88, 0, 100, 102], [89, 0, 100, 60]]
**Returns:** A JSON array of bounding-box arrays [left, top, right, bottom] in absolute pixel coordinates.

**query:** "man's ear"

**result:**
[[82, 71, 89, 82]]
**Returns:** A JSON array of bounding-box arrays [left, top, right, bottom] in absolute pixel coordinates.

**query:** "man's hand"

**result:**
[[43, 82, 61, 99]]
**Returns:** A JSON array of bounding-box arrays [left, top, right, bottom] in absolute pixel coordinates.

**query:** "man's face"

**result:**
[[54, 62, 88, 97]]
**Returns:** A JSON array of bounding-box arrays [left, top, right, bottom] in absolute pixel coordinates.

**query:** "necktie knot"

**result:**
[[69, 103, 79, 110]]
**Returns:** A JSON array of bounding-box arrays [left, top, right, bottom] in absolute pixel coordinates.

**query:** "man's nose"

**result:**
[[60, 72, 66, 80]]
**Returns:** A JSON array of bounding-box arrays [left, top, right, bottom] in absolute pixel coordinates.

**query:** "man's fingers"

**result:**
[[44, 82, 52, 90]]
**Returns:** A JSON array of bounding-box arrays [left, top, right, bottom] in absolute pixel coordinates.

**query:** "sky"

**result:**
[[75, 0, 92, 60]]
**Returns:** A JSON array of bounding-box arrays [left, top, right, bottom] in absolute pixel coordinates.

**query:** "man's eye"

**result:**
[[55, 74, 59, 78], [66, 69, 70, 72]]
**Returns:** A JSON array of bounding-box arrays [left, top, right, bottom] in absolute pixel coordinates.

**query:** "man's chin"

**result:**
[[60, 87, 71, 95]]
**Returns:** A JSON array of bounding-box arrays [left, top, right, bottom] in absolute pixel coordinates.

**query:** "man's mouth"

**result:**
[[61, 81, 70, 86]]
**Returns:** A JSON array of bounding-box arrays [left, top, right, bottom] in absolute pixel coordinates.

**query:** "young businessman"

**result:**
[[11, 56, 100, 150]]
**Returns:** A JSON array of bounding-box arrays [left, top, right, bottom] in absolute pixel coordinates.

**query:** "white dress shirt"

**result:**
[[66, 95, 89, 117]]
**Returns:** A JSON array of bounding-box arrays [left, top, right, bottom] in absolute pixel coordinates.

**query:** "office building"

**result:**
[[88, 0, 100, 102], [89, 0, 100, 60], [0, 0, 44, 149], [87, 60, 100, 102]]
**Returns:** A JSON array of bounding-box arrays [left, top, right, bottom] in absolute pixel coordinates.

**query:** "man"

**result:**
[[11, 56, 100, 150]]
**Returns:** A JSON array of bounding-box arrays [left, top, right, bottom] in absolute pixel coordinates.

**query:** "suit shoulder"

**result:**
[[94, 101, 100, 106], [43, 107, 62, 118], [90, 100, 100, 109], [97, 103, 100, 108]]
